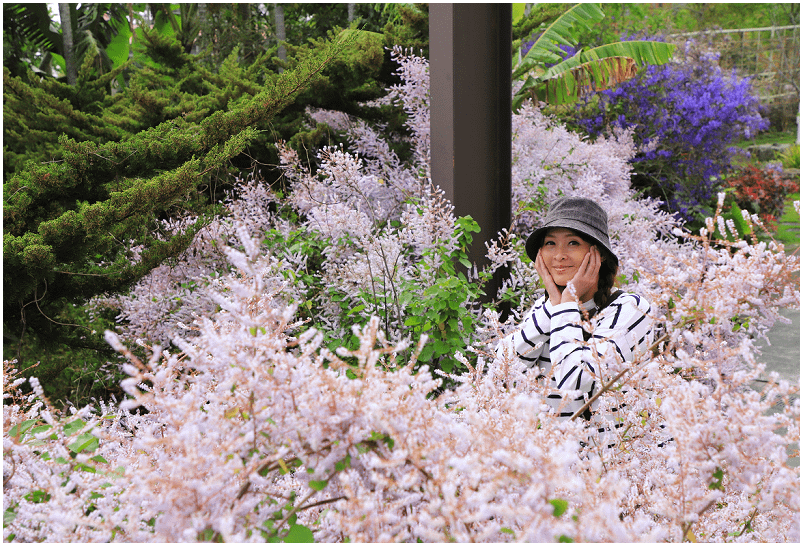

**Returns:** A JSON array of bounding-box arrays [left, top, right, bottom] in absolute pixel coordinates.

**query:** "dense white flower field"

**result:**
[[4, 48, 800, 543]]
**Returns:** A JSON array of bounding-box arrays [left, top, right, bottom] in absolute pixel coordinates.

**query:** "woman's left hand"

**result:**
[[561, 246, 601, 304]]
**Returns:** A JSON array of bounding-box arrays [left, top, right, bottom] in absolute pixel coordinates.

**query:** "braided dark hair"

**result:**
[[580, 233, 618, 308]]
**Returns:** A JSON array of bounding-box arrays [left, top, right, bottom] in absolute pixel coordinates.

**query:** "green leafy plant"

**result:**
[[778, 144, 800, 169], [512, 3, 675, 110], [3, 29, 362, 401], [401, 216, 483, 375], [714, 194, 754, 242]]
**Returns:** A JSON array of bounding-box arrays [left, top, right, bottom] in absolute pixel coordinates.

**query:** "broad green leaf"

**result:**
[[549, 498, 569, 517], [284, 523, 314, 543], [537, 41, 676, 89], [335, 454, 351, 472], [24, 490, 51, 504], [513, 3, 605, 78], [528, 55, 638, 107], [440, 357, 454, 373], [586, 40, 677, 66], [347, 304, 366, 316], [433, 340, 450, 355], [419, 345, 435, 361], [404, 315, 423, 327], [709, 467, 725, 491], [63, 419, 87, 436], [8, 419, 38, 439], [69, 433, 99, 454], [4, 508, 17, 526]]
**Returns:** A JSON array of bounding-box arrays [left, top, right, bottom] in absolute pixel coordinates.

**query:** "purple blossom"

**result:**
[[571, 40, 769, 224]]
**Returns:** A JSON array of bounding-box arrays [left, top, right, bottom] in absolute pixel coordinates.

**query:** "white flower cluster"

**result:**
[[89, 176, 301, 347], [5, 47, 800, 544], [5, 227, 799, 541]]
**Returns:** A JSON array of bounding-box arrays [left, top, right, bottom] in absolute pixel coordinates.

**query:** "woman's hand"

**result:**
[[561, 246, 601, 304], [535, 250, 563, 305]]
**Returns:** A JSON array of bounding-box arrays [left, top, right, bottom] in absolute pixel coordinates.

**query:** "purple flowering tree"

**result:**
[[570, 41, 768, 226]]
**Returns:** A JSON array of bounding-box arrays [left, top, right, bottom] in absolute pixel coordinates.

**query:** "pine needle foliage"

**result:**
[[3, 29, 359, 365], [3, 60, 130, 177]]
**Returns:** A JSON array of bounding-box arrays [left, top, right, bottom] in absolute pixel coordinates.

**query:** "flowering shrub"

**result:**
[[725, 165, 799, 230], [4, 48, 800, 543], [567, 39, 769, 226]]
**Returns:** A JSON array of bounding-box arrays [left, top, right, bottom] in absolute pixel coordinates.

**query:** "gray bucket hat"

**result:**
[[525, 197, 618, 265]]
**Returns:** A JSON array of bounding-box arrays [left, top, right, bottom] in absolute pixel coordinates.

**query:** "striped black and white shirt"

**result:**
[[500, 291, 654, 424]]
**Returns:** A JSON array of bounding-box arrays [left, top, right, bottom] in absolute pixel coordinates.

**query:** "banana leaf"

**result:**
[[513, 40, 677, 110], [512, 3, 605, 78]]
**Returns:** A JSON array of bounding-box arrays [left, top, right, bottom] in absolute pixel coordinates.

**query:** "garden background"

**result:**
[[4, 3, 800, 542]]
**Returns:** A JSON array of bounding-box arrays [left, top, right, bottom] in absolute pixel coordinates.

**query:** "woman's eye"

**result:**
[[543, 241, 555, 246]]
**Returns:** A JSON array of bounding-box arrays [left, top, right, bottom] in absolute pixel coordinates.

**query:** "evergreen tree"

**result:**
[[382, 3, 429, 57], [3, 4, 439, 404], [3, 59, 130, 177], [3, 30, 360, 379]]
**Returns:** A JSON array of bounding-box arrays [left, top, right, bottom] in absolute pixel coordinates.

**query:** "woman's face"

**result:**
[[538, 228, 593, 286]]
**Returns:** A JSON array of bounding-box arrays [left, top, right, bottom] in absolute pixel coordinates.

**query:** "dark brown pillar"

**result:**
[[430, 3, 512, 302]]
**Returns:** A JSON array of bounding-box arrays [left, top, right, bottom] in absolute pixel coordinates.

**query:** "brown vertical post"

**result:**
[[430, 3, 512, 303]]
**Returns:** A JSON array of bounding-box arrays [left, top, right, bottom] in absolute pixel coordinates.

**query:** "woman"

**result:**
[[501, 197, 654, 436]]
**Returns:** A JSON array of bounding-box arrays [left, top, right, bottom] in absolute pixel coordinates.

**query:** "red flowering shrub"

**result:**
[[726, 165, 798, 229]]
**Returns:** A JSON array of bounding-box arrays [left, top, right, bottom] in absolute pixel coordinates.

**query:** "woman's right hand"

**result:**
[[535, 250, 562, 305]]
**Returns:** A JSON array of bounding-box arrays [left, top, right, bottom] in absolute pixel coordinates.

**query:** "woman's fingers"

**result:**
[[535, 250, 561, 304], [589, 246, 601, 275], [568, 247, 600, 302]]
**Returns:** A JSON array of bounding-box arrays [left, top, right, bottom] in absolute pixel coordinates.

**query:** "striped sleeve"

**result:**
[[500, 296, 555, 365], [547, 293, 654, 418]]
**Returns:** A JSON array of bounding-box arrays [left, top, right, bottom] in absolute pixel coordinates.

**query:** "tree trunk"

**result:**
[[274, 3, 286, 73], [239, 3, 250, 60], [348, 3, 356, 23], [59, 3, 77, 85], [193, 3, 206, 56]]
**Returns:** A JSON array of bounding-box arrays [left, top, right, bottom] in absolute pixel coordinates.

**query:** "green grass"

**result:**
[[735, 130, 796, 148], [776, 192, 800, 252]]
